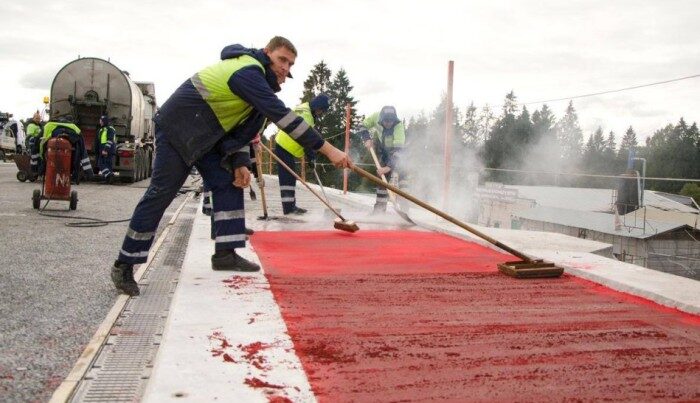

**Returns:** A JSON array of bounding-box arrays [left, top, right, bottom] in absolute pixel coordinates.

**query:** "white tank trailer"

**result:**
[[49, 57, 157, 182]]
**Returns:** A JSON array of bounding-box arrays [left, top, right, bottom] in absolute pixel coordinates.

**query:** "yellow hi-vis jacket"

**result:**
[[275, 102, 315, 158]]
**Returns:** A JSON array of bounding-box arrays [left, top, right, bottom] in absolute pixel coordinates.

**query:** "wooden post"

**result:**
[[268, 137, 274, 174], [443, 60, 454, 210], [300, 156, 306, 181], [343, 103, 351, 194]]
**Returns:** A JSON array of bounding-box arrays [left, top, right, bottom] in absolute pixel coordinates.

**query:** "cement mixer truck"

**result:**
[[49, 57, 156, 182]]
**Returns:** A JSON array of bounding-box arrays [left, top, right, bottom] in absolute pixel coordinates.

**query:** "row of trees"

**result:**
[[285, 61, 700, 202]]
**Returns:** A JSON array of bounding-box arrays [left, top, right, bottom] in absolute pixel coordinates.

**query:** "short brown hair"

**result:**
[[265, 36, 297, 56]]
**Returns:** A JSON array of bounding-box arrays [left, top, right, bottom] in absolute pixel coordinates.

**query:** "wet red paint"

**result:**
[[254, 230, 512, 275], [252, 230, 700, 402], [268, 396, 293, 403], [208, 331, 234, 362], [222, 275, 255, 289], [244, 377, 284, 389], [570, 276, 700, 325], [239, 341, 270, 370]]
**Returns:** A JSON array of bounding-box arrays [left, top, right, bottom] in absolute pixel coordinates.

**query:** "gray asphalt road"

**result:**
[[0, 161, 195, 402]]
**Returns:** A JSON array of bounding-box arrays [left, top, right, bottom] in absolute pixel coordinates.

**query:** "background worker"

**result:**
[[358, 105, 407, 214], [26, 112, 43, 174], [274, 93, 330, 215], [40, 117, 93, 182], [111, 36, 350, 297], [97, 115, 116, 183]]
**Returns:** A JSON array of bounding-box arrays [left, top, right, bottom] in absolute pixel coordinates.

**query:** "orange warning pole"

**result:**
[[443, 60, 454, 210], [343, 103, 351, 194]]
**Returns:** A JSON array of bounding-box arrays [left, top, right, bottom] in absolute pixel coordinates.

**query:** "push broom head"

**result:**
[[334, 218, 359, 233], [497, 260, 563, 278]]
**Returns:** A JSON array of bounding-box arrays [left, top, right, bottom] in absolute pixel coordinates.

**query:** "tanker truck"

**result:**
[[49, 57, 156, 182]]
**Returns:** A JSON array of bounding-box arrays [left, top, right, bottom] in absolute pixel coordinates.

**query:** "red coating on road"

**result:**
[[252, 231, 700, 402], [254, 230, 512, 275]]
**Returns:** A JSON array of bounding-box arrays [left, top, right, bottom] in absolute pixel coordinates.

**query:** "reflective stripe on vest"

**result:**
[[191, 55, 264, 132], [275, 103, 314, 158]]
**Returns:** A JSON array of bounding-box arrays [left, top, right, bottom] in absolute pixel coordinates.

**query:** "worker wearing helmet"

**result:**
[[97, 115, 116, 184], [274, 93, 330, 215], [111, 36, 351, 297], [358, 105, 407, 214], [26, 112, 43, 174]]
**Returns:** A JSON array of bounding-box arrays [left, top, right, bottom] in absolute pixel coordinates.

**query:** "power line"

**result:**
[[522, 74, 700, 105]]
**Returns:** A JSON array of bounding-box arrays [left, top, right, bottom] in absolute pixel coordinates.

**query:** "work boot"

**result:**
[[111, 260, 140, 296], [284, 207, 307, 215], [211, 250, 260, 272]]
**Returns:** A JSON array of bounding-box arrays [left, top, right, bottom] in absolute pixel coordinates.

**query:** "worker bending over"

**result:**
[[111, 36, 351, 296], [358, 105, 407, 214]]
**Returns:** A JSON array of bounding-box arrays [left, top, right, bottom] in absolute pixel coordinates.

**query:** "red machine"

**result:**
[[32, 137, 78, 210]]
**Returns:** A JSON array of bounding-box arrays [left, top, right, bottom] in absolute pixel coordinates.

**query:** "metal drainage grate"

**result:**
[[70, 203, 197, 402]]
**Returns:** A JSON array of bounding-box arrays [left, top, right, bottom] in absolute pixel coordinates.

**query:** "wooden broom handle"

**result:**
[[351, 164, 531, 261]]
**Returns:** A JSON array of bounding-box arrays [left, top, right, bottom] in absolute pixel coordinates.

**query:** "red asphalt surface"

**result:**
[[253, 230, 700, 402]]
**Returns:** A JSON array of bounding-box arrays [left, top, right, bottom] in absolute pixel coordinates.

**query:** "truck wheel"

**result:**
[[138, 150, 145, 181], [139, 149, 146, 181], [32, 189, 41, 209], [17, 171, 27, 182], [133, 150, 141, 182], [146, 150, 153, 177], [142, 151, 148, 180], [69, 190, 78, 210]]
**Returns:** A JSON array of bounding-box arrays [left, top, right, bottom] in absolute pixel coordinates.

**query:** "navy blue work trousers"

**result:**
[[274, 146, 298, 214], [117, 128, 246, 265]]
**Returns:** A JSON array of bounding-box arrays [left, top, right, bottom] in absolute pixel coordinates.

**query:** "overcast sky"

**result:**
[[2, 0, 699, 142]]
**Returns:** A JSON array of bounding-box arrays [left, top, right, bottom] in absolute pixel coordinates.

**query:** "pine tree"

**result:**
[[483, 92, 521, 182], [298, 62, 361, 190], [556, 101, 583, 164], [531, 104, 556, 145], [477, 104, 495, 145], [618, 126, 638, 159], [502, 91, 518, 116], [301, 61, 332, 103], [581, 127, 607, 187], [604, 131, 617, 155], [461, 102, 479, 148]]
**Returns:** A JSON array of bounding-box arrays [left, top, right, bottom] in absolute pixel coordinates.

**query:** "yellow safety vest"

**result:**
[[275, 102, 315, 158], [40, 122, 81, 156], [363, 112, 406, 148], [191, 55, 265, 132]]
